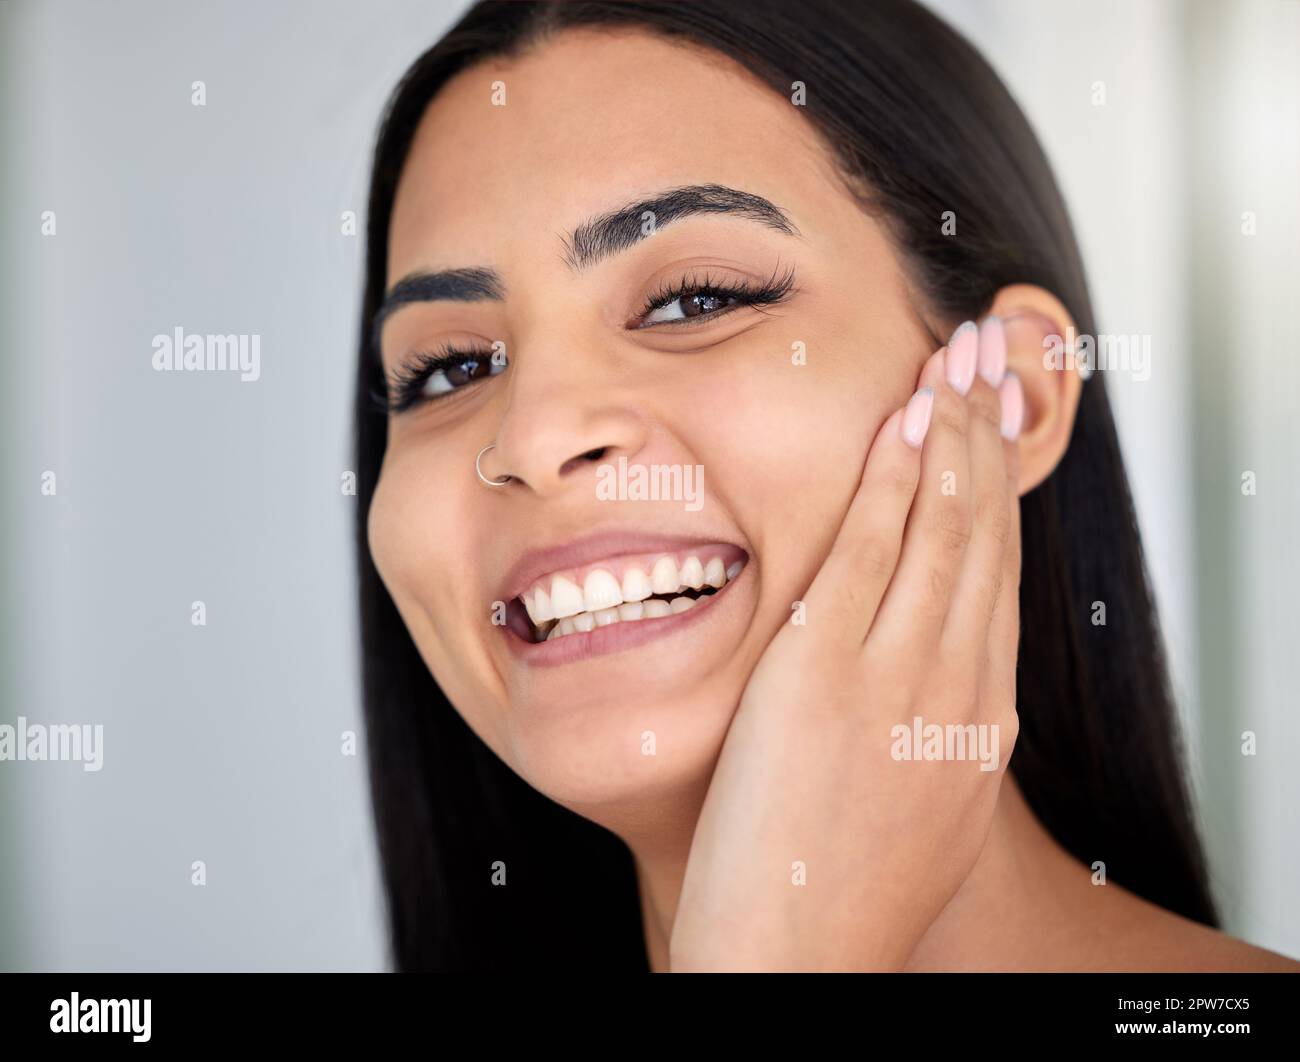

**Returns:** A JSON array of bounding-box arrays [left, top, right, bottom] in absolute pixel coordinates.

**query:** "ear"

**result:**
[[985, 284, 1083, 495]]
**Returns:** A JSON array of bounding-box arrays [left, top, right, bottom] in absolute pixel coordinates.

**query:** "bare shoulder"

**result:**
[[1084, 881, 1300, 972]]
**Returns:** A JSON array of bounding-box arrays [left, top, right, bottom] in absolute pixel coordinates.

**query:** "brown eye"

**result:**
[[417, 350, 506, 398], [634, 265, 797, 330], [444, 356, 489, 387], [644, 289, 738, 325]]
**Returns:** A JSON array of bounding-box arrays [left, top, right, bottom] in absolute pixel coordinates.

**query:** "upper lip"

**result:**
[[499, 529, 747, 604]]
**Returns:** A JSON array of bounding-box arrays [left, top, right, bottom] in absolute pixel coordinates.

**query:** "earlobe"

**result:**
[[984, 284, 1084, 495]]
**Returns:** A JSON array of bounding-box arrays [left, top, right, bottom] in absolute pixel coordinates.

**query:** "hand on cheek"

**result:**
[[670, 317, 1024, 972]]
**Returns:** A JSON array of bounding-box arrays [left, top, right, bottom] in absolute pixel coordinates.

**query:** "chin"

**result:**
[[500, 677, 744, 816]]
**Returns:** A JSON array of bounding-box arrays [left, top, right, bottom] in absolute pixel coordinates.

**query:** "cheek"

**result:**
[[366, 444, 468, 644], [714, 393, 882, 619], [368, 443, 520, 762], [684, 337, 907, 617]]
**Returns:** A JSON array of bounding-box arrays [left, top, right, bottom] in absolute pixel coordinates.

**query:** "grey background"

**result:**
[[2, 0, 1296, 970]]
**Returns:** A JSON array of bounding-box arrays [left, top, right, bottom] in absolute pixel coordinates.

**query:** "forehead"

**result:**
[[387, 27, 845, 277]]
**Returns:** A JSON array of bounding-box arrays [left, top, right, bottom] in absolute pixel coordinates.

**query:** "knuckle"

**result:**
[[851, 532, 899, 582], [976, 491, 1012, 547], [883, 456, 920, 500], [967, 382, 1002, 431], [988, 567, 1005, 607], [930, 500, 972, 552], [932, 390, 968, 437], [827, 582, 871, 629]]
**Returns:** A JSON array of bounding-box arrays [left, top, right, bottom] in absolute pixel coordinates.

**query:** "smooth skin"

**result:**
[[368, 27, 1299, 971]]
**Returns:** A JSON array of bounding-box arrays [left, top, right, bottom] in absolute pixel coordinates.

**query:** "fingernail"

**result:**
[[998, 371, 1024, 440], [945, 321, 978, 395], [977, 315, 1006, 387], [901, 386, 935, 449]]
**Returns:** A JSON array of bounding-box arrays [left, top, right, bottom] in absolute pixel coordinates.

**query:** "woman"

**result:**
[[353, 0, 1298, 970]]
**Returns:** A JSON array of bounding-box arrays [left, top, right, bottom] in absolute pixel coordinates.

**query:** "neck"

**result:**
[[625, 771, 1082, 972]]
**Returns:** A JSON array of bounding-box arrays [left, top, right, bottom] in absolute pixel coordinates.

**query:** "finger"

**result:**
[[943, 319, 1013, 648], [800, 385, 933, 646], [983, 372, 1024, 723], [915, 345, 946, 392], [869, 321, 979, 647]]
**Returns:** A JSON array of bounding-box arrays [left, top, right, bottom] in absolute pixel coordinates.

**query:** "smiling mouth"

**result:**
[[510, 547, 748, 644]]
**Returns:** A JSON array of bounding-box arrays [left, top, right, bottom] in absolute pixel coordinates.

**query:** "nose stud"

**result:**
[[475, 444, 513, 487]]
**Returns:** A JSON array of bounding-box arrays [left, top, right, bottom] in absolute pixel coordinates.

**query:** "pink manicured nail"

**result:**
[[977, 315, 1007, 386], [945, 321, 978, 395], [901, 386, 935, 449], [998, 371, 1024, 440]]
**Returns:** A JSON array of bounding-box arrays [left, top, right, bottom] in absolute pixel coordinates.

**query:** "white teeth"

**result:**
[[678, 555, 705, 590], [620, 567, 653, 602], [527, 552, 748, 643], [524, 585, 554, 625], [583, 569, 623, 612], [549, 575, 585, 619], [651, 556, 679, 595]]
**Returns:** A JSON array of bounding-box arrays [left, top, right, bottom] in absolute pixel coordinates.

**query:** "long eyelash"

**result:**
[[636, 262, 798, 326], [372, 343, 491, 414]]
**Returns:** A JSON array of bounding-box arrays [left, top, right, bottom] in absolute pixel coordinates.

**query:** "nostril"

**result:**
[[558, 447, 610, 477]]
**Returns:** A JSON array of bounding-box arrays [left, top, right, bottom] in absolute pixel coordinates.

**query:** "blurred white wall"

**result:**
[[1182, 0, 1300, 956], [1, 0, 1295, 968], [0, 0, 469, 970]]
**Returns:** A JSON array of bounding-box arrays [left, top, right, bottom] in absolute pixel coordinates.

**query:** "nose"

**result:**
[[485, 342, 649, 497]]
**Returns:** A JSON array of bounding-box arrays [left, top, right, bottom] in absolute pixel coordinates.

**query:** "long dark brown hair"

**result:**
[[353, 0, 1217, 970]]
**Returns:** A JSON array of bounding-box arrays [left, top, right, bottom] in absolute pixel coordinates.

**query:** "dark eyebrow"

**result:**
[[372, 184, 798, 352], [372, 266, 504, 351], [561, 183, 799, 270]]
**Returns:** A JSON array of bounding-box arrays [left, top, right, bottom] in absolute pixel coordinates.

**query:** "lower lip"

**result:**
[[504, 567, 746, 668]]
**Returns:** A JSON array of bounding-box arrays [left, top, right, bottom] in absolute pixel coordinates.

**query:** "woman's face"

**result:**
[[369, 28, 936, 814]]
